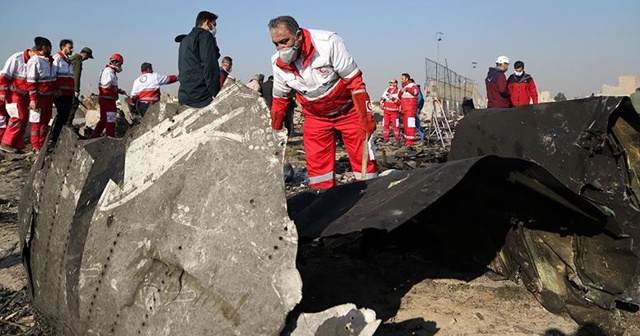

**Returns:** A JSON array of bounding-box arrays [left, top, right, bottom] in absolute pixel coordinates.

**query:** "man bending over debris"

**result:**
[[268, 15, 378, 189], [129, 62, 178, 117]]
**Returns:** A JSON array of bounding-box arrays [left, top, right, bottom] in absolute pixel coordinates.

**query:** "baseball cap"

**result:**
[[81, 47, 94, 59], [496, 56, 510, 64]]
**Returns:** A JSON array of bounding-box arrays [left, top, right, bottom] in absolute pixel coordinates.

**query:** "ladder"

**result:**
[[426, 98, 454, 148]]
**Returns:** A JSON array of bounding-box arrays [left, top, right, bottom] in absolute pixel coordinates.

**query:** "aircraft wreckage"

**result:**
[[18, 83, 640, 335]]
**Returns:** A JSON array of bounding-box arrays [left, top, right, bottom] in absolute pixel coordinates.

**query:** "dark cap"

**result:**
[[33, 36, 52, 49], [80, 47, 94, 59]]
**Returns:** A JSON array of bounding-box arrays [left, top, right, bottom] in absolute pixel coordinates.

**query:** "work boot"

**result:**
[[0, 143, 20, 154]]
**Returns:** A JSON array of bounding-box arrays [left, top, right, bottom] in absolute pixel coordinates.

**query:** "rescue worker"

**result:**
[[398, 73, 419, 147], [379, 78, 401, 142], [268, 15, 377, 189], [69, 47, 93, 125], [486, 56, 511, 108], [26, 36, 57, 153], [91, 53, 126, 138], [219, 56, 233, 88], [129, 62, 178, 116], [178, 10, 220, 108], [50, 39, 75, 147], [507, 60, 538, 106], [412, 79, 426, 141], [0, 43, 37, 153]]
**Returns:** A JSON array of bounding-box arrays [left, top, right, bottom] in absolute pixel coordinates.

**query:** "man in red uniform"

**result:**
[[0, 42, 37, 153], [398, 73, 419, 147], [379, 78, 401, 142], [26, 36, 57, 153], [507, 60, 538, 107], [92, 53, 126, 138], [50, 39, 75, 147], [485, 56, 511, 108], [268, 15, 377, 189], [129, 62, 178, 116]]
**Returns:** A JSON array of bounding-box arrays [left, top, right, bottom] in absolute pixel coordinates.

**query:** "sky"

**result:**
[[1, 0, 638, 99]]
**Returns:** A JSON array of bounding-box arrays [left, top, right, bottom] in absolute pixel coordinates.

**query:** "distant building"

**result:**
[[538, 91, 554, 103], [600, 75, 640, 96]]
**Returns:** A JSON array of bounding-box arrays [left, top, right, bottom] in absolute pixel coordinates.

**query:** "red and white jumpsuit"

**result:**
[[26, 52, 57, 150], [0, 50, 32, 150], [92, 66, 123, 138], [399, 81, 419, 146], [380, 87, 400, 141], [129, 71, 178, 115], [271, 29, 378, 189]]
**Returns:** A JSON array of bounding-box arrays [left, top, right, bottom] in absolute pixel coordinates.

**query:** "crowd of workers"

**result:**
[[0, 10, 558, 191]]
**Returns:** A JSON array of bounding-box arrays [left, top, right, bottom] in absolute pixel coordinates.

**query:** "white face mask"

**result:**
[[210, 26, 217, 37], [114, 64, 123, 73], [515, 71, 523, 76], [279, 32, 300, 65]]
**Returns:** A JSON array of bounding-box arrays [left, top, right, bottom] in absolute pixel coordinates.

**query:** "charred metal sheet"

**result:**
[[449, 96, 640, 304], [288, 154, 637, 334], [19, 83, 301, 335]]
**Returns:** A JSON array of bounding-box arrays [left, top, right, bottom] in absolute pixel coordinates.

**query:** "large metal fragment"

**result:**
[[19, 83, 302, 335], [288, 98, 640, 334]]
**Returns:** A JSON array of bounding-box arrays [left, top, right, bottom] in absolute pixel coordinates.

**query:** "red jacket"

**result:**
[[26, 52, 57, 101], [271, 28, 366, 118], [398, 82, 419, 114], [52, 51, 75, 96], [485, 67, 510, 108], [0, 50, 31, 97], [507, 73, 538, 106], [380, 87, 400, 112]]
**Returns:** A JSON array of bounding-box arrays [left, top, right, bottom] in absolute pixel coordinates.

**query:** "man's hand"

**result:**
[[352, 91, 376, 141], [29, 100, 37, 111], [0, 95, 5, 102]]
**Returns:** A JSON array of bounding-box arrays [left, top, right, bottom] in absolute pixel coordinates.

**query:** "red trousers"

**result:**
[[382, 110, 400, 141], [1, 93, 29, 150], [91, 99, 117, 138], [30, 95, 54, 151], [0, 102, 7, 140], [303, 107, 378, 189], [400, 109, 416, 146]]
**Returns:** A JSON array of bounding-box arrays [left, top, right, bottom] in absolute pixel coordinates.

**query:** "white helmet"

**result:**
[[496, 56, 510, 64]]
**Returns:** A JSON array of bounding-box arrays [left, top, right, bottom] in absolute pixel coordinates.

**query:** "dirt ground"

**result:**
[[0, 115, 637, 335]]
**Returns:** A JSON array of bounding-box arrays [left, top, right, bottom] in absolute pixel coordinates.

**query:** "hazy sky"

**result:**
[[1, 0, 638, 99]]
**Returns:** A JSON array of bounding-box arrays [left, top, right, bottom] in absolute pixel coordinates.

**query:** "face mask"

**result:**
[[515, 71, 523, 76], [209, 26, 217, 37], [114, 64, 123, 73], [279, 32, 300, 65]]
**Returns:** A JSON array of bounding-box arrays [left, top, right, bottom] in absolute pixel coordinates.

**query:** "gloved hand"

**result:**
[[352, 91, 376, 141], [271, 110, 285, 130], [118, 89, 127, 96]]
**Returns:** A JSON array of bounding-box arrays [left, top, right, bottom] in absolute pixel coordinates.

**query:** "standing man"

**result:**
[[268, 15, 377, 189], [178, 10, 221, 108], [129, 62, 178, 116], [262, 75, 274, 109], [507, 60, 538, 107], [379, 78, 401, 143], [69, 47, 93, 125], [486, 56, 511, 108], [26, 37, 57, 153], [219, 56, 233, 88], [412, 79, 426, 141], [50, 39, 75, 147], [399, 73, 419, 148], [0, 43, 36, 153], [91, 54, 125, 138]]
